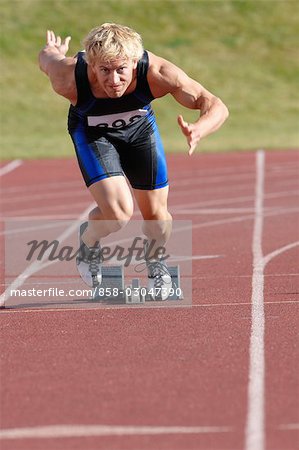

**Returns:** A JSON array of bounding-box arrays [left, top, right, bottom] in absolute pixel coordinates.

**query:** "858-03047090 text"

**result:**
[[96, 286, 183, 298]]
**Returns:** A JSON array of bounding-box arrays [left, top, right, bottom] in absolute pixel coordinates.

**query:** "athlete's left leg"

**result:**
[[121, 120, 171, 259], [133, 186, 173, 299], [133, 186, 172, 258]]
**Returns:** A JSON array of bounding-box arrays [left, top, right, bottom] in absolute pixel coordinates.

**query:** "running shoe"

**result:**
[[76, 222, 102, 287], [144, 241, 172, 300]]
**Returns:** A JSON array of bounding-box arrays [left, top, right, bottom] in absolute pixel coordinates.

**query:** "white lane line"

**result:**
[[0, 160, 22, 176], [2, 200, 91, 216], [0, 204, 95, 307], [245, 151, 299, 450], [1, 189, 89, 204], [168, 254, 223, 262], [172, 172, 255, 187], [103, 254, 223, 264], [263, 241, 299, 266], [0, 424, 233, 440], [245, 150, 266, 450], [279, 423, 299, 430], [0, 221, 71, 236], [169, 189, 299, 213], [174, 207, 299, 215], [1, 179, 82, 194], [175, 207, 256, 214]]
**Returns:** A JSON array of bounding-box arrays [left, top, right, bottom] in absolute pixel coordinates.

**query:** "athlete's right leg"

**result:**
[[76, 176, 134, 287], [82, 176, 134, 247], [70, 131, 134, 286]]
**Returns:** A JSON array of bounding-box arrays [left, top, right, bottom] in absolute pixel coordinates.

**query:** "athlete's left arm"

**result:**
[[148, 53, 229, 155]]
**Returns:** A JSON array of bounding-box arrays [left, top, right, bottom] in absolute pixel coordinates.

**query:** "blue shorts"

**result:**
[[69, 121, 169, 190]]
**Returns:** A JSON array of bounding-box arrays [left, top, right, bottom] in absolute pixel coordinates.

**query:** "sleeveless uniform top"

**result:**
[[67, 51, 168, 190], [68, 50, 156, 136]]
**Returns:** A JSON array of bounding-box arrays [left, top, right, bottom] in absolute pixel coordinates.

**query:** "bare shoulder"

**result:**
[[147, 51, 187, 98], [146, 51, 216, 109]]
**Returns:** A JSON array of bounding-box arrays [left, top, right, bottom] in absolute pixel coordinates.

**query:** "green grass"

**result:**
[[1, 0, 299, 160]]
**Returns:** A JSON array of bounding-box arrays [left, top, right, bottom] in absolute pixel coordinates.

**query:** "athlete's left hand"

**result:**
[[177, 115, 201, 156]]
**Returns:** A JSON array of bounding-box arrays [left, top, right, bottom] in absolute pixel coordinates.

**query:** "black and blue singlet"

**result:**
[[68, 51, 168, 190]]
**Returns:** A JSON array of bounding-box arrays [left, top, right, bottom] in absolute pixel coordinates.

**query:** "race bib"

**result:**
[[87, 109, 148, 128]]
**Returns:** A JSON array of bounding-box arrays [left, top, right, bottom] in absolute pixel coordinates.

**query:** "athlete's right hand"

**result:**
[[46, 30, 71, 55]]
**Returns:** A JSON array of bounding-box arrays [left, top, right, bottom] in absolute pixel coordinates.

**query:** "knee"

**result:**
[[107, 201, 133, 224], [89, 204, 133, 235]]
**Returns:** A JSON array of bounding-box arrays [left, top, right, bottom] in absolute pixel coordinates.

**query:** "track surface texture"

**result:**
[[0, 150, 298, 450]]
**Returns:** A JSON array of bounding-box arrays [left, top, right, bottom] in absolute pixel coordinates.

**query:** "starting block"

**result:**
[[167, 266, 183, 300], [93, 265, 125, 303], [93, 265, 183, 304]]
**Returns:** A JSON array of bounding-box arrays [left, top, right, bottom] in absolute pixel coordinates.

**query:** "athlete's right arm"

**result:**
[[38, 30, 77, 103]]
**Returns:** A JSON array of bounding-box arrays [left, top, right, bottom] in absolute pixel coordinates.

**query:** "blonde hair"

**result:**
[[83, 23, 144, 64]]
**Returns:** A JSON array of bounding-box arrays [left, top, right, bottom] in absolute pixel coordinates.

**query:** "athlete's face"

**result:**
[[91, 58, 138, 98]]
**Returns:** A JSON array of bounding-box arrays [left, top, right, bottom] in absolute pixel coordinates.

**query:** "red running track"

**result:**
[[0, 150, 298, 450]]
